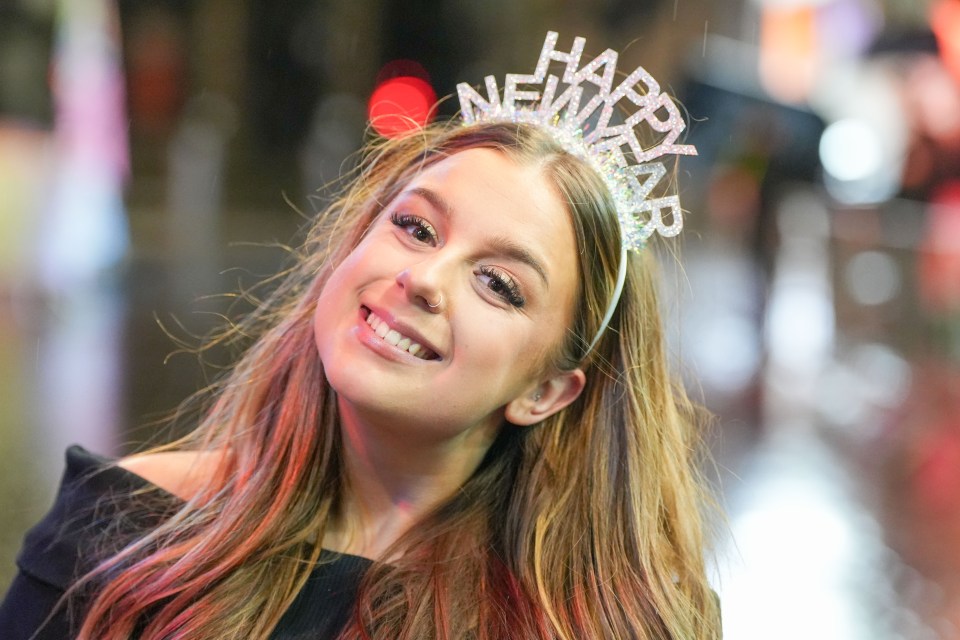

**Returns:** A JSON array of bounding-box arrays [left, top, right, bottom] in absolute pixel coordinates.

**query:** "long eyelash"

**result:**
[[390, 212, 418, 227], [390, 212, 437, 244], [479, 265, 525, 308]]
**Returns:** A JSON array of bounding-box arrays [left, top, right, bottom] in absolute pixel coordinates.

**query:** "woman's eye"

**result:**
[[390, 212, 438, 246], [478, 266, 525, 308]]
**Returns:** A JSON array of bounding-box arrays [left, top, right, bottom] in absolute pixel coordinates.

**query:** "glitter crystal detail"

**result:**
[[457, 31, 697, 251]]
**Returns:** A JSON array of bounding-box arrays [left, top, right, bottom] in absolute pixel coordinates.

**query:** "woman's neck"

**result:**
[[323, 398, 499, 560]]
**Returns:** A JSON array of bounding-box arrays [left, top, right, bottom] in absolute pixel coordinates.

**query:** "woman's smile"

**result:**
[[359, 305, 441, 361]]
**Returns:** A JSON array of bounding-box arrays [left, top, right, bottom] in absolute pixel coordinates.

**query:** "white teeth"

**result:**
[[364, 310, 434, 359]]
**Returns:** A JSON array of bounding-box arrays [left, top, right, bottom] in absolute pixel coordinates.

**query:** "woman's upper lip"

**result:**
[[362, 304, 443, 359]]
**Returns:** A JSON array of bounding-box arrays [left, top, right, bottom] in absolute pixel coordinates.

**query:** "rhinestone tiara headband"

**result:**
[[457, 31, 696, 251], [456, 31, 697, 354]]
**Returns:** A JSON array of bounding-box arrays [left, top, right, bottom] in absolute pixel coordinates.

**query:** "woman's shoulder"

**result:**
[[15, 445, 180, 590], [9, 445, 224, 597], [118, 448, 224, 502]]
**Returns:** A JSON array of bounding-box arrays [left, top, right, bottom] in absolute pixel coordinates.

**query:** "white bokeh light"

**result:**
[[844, 251, 901, 306], [820, 119, 883, 182]]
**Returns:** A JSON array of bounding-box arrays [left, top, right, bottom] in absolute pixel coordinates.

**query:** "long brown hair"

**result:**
[[75, 121, 720, 639]]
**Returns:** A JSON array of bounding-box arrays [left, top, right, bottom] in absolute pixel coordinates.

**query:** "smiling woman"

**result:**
[[0, 36, 720, 640], [315, 148, 585, 467]]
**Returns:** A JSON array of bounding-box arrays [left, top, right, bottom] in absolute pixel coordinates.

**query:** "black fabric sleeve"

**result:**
[[0, 445, 160, 639], [0, 447, 371, 640]]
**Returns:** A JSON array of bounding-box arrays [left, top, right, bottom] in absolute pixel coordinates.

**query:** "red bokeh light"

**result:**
[[932, 0, 960, 84], [367, 61, 437, 138]]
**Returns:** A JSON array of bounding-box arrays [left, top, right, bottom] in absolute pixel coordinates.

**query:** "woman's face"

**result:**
[[313, 147, 581, 443]]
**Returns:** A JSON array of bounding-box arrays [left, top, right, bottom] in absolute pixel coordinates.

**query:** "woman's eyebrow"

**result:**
[[407, 186, 454, 219], [405, 186, 549, 287], [487, 236, 549, 287]]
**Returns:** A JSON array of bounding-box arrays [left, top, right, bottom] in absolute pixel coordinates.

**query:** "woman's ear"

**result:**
[[504, 368, 586, 426]]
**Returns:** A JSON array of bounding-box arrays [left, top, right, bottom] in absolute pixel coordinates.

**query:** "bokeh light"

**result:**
[[932, 0, 960, 84], [820, 118, 882, 182], [367, 60, 437, 138], [844, 250, 901, 307]]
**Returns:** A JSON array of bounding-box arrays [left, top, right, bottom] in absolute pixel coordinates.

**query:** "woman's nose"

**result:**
[[396, 263, 446, 313]]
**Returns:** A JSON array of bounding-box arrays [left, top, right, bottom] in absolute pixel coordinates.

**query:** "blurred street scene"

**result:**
[[2, 0, 960, 637]]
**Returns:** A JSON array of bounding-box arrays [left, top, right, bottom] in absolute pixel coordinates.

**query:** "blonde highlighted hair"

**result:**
[[73, 121, 720, 639]]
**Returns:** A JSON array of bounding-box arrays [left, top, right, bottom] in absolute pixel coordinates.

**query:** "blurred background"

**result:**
[[2, 0, 960, 637]]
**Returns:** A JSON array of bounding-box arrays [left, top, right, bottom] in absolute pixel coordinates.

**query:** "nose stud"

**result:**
[[426, 295, 443, 309]]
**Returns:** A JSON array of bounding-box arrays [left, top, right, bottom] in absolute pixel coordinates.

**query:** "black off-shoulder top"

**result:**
[[0, 446, 372, 639]]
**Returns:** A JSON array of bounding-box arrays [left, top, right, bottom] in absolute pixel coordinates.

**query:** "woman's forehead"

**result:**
[[406, 149, 566, 231]]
